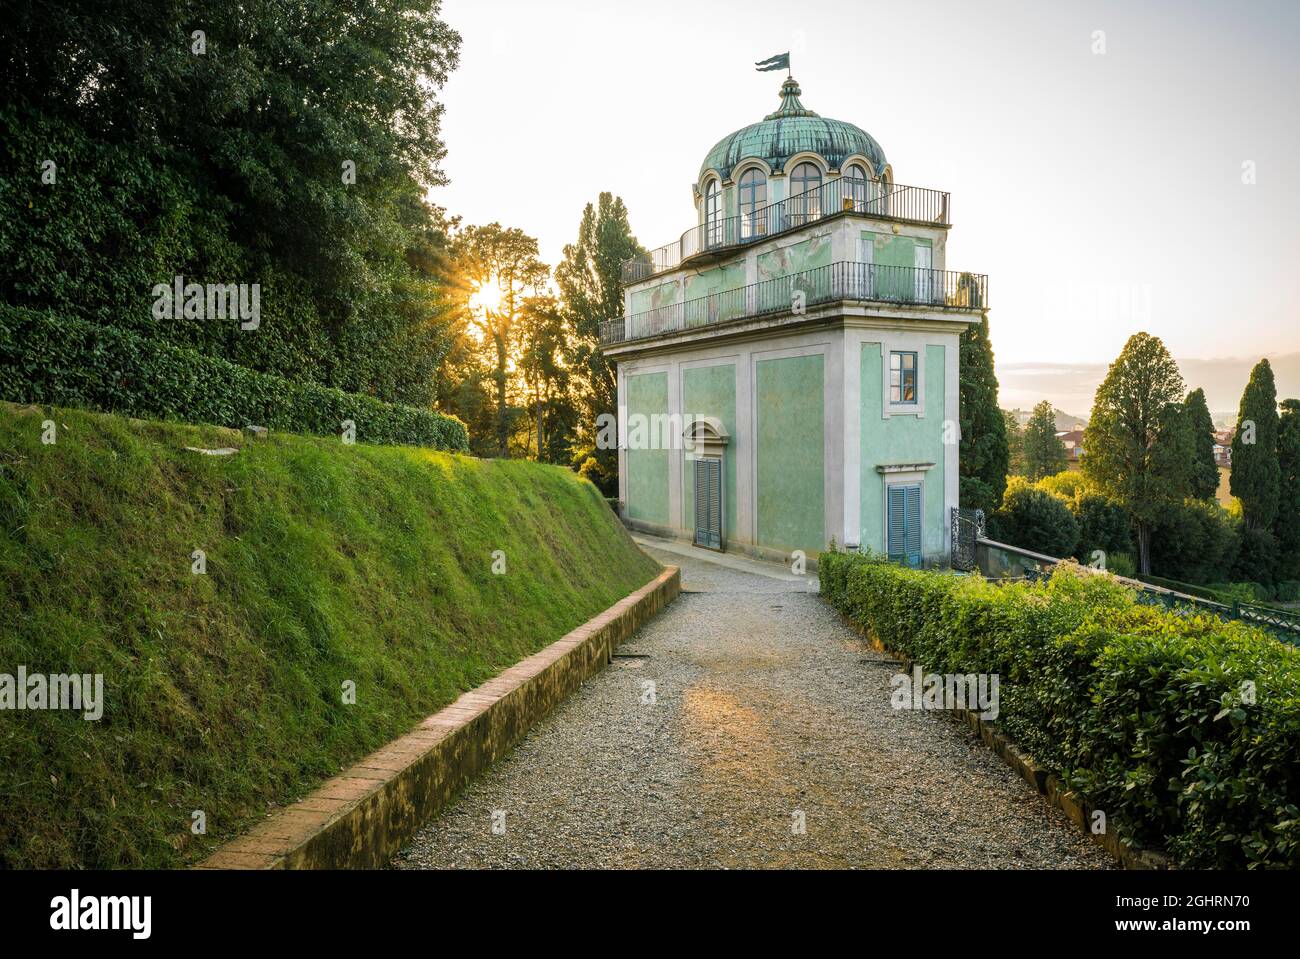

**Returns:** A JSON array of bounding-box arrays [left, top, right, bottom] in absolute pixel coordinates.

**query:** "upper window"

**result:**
[[890, 351, 918, 404], [843, 162, 871, 211], [789, 162, 822, 225], [790, 161, 822, 196], [738, 168, 767, 238], [704, 179, 723, 246]]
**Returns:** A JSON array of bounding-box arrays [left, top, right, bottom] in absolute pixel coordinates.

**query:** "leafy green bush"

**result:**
[[1208, 582, 1269, 604], [1151, 498, 1240, 584], [988, 477, 1080, 557], [1232, 526, 1281, 586], [1107, 551, 1137, 578], [1276, 581, 1300, 603], [1038, 470, 1093, 500], [820, 550, 1300, 868], [1072, 492, 1133, 563], [0, 307, 467, 451]]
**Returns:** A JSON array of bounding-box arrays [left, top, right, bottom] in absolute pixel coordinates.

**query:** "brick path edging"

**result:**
[[196, 566, 681, 869]]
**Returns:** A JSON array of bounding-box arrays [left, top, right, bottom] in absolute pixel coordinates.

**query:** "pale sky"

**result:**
[[431, 0, 1300, 413]]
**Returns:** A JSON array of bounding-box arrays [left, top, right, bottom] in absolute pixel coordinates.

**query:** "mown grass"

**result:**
[[0, 403, 660, 868]]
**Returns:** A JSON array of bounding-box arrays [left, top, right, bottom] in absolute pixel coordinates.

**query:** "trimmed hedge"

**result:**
[[0, 306, 467, 451], [820, 550, 1300, 868]]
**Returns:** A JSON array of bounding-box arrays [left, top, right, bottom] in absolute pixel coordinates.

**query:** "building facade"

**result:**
[[601, 77, 988, 566]]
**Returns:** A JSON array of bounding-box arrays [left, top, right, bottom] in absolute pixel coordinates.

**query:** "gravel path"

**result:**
[[392, 544, 1114, 869]]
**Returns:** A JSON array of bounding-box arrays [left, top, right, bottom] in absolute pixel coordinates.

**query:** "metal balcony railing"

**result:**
[[599, 261, 987, 346], [622, 178, 950, 284]]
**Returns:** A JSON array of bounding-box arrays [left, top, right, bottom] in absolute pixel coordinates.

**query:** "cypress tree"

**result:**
[[1230, 359, 1281, 530], [958, 313, 1009, 515], [1276, 398, 1300, 570], [1183, 387, 1220, 500]]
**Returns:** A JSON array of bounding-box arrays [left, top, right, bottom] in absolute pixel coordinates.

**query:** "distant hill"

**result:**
[[1004, 407, 1089, 432]]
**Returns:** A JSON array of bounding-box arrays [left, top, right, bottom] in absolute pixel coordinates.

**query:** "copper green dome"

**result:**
[[699, 78, 887, 182]]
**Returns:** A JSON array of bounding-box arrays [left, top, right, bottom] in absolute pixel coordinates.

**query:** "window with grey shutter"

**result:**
[[693, 458, 723, 550]]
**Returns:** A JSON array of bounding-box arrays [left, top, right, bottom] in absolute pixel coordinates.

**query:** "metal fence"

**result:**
[[976, 538, 1300, 645], [622, 177, 951, 284], [600, 260, 987, 345]]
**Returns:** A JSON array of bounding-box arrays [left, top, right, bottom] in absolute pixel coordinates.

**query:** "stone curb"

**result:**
[[855, 623, 1173, 871], [195, 566, 681, 870]]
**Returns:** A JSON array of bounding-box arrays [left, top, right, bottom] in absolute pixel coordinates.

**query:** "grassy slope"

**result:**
[[0, 404, 660, 868]]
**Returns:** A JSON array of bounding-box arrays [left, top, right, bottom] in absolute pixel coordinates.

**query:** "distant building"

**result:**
[[1213, 429, 1234, 467], [1056, 426, 1086, 462]]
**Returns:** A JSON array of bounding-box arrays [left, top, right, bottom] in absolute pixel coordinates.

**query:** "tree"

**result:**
[[1023, 401, 1067, 481], [1276, 398, 1300, 573], [556, 193, 644, 494], [1183, 388, 1220, 500], [1083, 333, 1191, 574], [1231, 359, 1281, 530], [1003, 410, 1026, 476], [988, 478, 1080, 558], [958, 313, 1009, 515], [517, 295, 578, 464], [447, 224, 548, 457], [1, 1, 463, 406]]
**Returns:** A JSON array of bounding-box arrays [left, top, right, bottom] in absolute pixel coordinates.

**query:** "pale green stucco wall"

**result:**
[[683, 263, 748, 324], [629, 280, 679, 316], [755, 353, 824, 553], [859, 343, 947, 557], [680, 364, 738, 542], [625, 371, 669, 526], [757, 233, 832, 281]]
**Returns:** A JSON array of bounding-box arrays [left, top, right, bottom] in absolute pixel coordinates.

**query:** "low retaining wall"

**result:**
[[197, 566, 681, 869]]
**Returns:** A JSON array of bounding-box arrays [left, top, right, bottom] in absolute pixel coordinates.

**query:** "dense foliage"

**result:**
[[821, 551, 1300, 868], [1, 0, 461, 406], [1, 306, 467, 450], [1278, 399, 1300, 577], [988, 477, 1079, 557]]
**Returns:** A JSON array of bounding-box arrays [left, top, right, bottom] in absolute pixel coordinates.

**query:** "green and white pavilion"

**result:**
[[601, 75, 987, 567]]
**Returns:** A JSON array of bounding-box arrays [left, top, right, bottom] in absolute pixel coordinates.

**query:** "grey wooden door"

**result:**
[[693, 457, 723, 550]]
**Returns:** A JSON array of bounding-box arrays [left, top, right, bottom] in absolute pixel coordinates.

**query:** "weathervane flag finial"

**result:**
[[755, 52, 791, 76]]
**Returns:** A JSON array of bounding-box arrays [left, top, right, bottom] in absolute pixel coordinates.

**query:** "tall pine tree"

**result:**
[[556, 193, 644, 494], [1230, 359, 1281, 530], [1183, 387, 1220, 500], [1023, 400, 1067, 481], [958, 313, 1009, 515]]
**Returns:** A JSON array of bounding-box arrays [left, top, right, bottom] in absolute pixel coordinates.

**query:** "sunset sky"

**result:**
[[432, 0, 1300, 415]]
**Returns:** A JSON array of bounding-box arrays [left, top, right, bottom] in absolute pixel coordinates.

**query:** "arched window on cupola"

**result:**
[[789, 161, 822, 226], [842, 162, 873, 213], [738, 169, 767, 239], [704, 178, 723, 248]]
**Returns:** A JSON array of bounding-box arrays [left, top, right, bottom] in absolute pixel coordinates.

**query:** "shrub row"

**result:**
[[820, 550, 1300, 868], [0, 307, 468, 451]]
